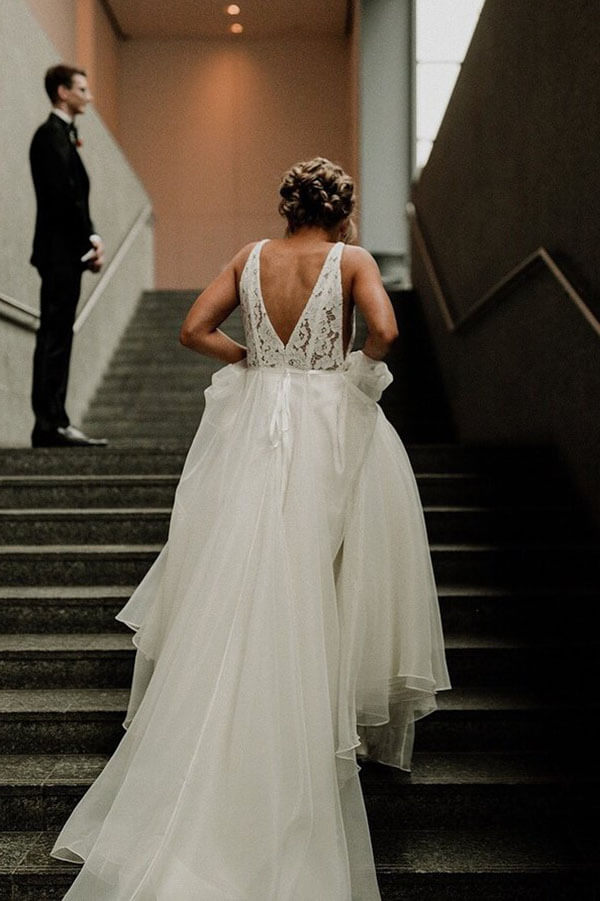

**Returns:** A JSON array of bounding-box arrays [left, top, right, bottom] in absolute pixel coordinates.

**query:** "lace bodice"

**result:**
[[240, 239, 350, 370]]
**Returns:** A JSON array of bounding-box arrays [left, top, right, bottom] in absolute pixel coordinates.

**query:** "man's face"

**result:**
[[59, 74, 93, 117]]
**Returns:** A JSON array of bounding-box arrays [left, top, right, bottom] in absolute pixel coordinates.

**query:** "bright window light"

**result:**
[[415, 0, 485, 170], [416, 0, 485, 61]]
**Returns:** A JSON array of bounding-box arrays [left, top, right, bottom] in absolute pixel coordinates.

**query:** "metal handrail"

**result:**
[[407, 201, 600, 339], [0, 203, 153, 334], [0, 293, 39, 332], [74, 203, 152, 333]]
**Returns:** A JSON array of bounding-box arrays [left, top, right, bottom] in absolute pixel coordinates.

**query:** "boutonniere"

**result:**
[[68, 127, 82, 149]]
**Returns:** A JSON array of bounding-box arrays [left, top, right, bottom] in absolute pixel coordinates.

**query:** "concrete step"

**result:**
[[88, 389, 210, 406], [0, 688, 129, 754], [94, 362, 211, 379], [95, 372, 213, 391], [0, 631, 594, 690], [372, 826, 596, 900], [362, 751, 592, 829], [116, 325, 245, 347], [0, 630, 600, 688], [0, 751, 590, 832], [422, 505, 588, 543], [107, 346, 207, 364], [0, 544, 161, 585], [0, 472, 575, 508], [0, 633, 133, 689], [0, 586, 131, 633], [0, 583, 595, 636], [77, 423, 199, 441], [430, 542, 598, 586], [0, 826, 594, 900], [0, 444, 569, 477], [0, 687, 585, 755], [0, 448, 188, 477], [0, 474, 179, 507], [0, 509, 170, 544], [436, 584, 599, 636], [122, 310, 196, 323], [0, 505, 587, 545], [0, 541, 595, 587], [83, 405, 206, 423]]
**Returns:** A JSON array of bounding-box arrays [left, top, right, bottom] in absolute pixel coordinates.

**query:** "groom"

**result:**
[[29, 64, 107, 447]]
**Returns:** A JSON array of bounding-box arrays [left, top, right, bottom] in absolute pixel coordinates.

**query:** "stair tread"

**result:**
[[1, 583, 595, 604], [0, 473, 498, 484], [374, 826, 592, 872], [0, 474, 178, 484], [1, 540, 594, 552], [0, 634, 132, 652], [0, 688, 130, 714], [0, 750, 582, 788], [0, 686, 579, 715], [0, 754, 108, 785], [0, 826, 591, 876], [0, 544, 162, 555], [4, 583, 589, 600], [0, 504, 579, 515], [435, 583, 599, 596], [0, 586, 132, 600], [0, 631, 583, 654], [430, 541, 596, 550], [0, 508, 171, 519]]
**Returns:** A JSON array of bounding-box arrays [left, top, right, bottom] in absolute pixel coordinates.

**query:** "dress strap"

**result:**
[[240, 239, 268, 295]]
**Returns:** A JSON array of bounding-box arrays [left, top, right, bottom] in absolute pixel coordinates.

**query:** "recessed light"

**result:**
[[226, 4, 241, 14], [230, 22, 243, 33]]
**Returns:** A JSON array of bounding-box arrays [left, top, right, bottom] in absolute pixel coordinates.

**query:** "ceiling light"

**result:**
[[226, 4, 241, 14], [230, 22, 243, 33]]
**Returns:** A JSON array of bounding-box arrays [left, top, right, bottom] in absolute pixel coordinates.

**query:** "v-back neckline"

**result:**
[[256, 240, 340, 351]]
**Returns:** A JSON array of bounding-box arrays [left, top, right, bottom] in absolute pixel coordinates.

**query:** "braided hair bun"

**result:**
[[278, 157, 355, 234]]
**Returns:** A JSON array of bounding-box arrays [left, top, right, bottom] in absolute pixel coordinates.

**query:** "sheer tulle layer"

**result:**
[[52, 357, 449, 900]]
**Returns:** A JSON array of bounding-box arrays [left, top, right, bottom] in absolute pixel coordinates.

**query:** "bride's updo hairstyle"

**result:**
[[278, 157, 355, 234]]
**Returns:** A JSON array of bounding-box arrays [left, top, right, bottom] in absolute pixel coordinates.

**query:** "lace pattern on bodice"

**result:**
[[240, 240, 349, 370]]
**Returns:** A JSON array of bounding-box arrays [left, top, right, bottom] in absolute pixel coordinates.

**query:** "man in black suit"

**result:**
[[29, 64, 107, 447]]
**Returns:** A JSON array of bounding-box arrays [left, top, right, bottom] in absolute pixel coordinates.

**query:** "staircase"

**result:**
[[0, 291, 598, 899], [82, 290, 234, 445]]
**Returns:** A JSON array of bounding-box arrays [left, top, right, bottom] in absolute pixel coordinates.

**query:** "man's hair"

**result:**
[[44, 64, 86, 103]]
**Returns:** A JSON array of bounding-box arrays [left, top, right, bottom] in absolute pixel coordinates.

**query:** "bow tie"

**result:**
[[65, 121, 79, 145]]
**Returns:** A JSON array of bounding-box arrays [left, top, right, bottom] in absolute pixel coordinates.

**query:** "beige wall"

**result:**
[[25, 0, 76, 60], [25, 0, 120, 138], [119, 35, 353, 288], [80, 0, 121, 137], [348, 0, 360, 197]]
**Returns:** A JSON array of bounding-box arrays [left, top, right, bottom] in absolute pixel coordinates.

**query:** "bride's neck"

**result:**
[[285, 224, 343, 244]]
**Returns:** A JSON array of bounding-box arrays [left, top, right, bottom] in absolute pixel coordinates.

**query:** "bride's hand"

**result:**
[[180, 246, 254, 362]]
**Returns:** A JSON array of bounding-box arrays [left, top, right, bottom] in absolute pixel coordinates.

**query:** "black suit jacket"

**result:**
[[29, 112, 94, 270]]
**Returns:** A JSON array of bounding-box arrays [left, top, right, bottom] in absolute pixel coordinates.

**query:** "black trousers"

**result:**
[[31, 262, 82, 434]]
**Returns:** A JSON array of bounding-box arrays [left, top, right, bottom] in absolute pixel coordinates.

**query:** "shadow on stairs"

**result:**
[[0, 290, 598, 898]]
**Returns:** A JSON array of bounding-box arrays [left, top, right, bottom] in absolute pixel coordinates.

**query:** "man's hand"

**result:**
[[88, 235, 104, 273]]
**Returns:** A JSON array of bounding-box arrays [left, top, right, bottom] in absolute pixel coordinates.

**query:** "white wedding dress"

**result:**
[[52, 240, 450, 900]]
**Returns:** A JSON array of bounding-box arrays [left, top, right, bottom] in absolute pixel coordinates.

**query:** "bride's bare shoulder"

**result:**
[[342, 244, 381, 277], [230, 241, 263, 278]]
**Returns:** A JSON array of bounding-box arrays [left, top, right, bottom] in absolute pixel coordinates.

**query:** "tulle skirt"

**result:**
[[52, 354, 450, 900]]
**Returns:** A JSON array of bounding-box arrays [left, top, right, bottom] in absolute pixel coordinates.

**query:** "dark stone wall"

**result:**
[[411, 0, 600, 521]]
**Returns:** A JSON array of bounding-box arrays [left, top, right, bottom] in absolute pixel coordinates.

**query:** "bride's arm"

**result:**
[[346, 246, 399, 360], [180, 246, 254, 363]]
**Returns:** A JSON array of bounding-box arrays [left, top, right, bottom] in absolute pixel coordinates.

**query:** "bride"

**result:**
[[51, 157, 450, 900]]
